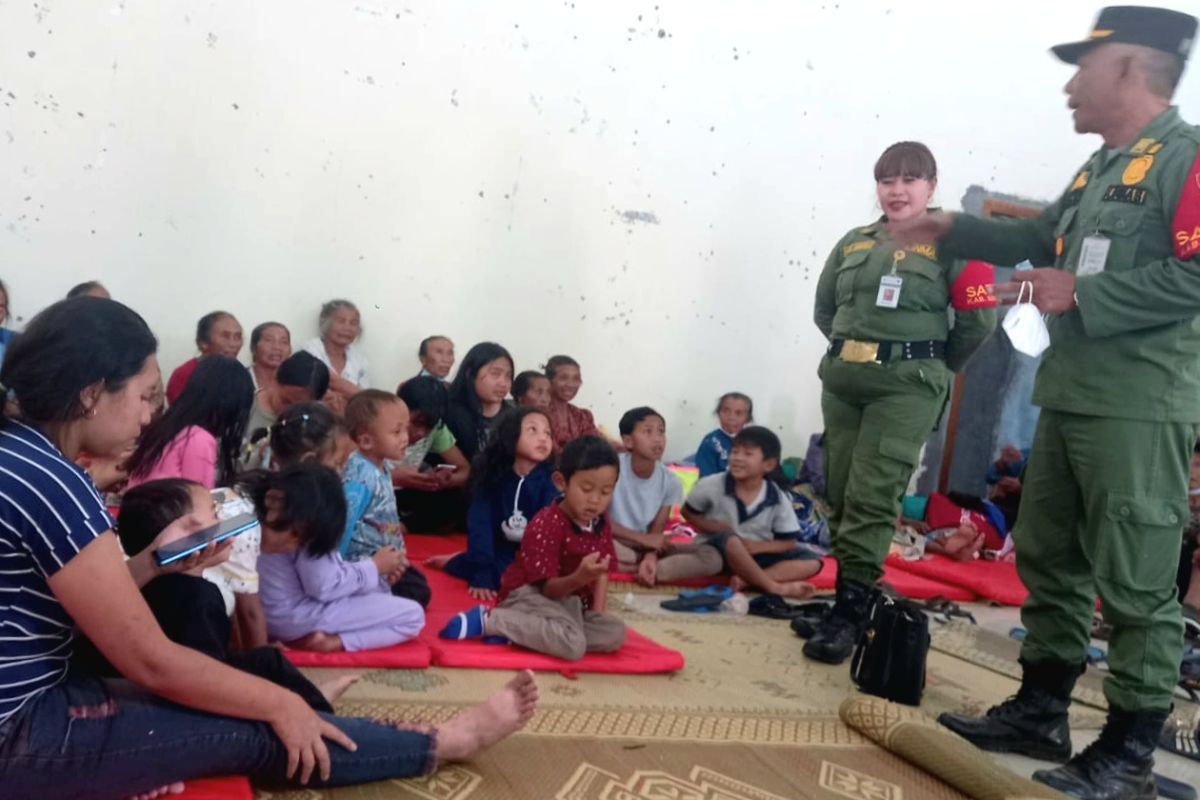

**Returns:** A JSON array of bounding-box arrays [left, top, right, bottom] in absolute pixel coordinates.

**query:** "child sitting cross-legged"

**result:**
[[663, 426, 821, 598], [607, 406, 706, 587], [74, 478, 355, 710], [440, 435, 626, 661], [342, 389, 432, 607], [426, 406, 559, 600], [252, 462, 425, 652]]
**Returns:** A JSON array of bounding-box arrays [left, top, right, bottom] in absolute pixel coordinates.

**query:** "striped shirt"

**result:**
[[0, 420, 112, 726]]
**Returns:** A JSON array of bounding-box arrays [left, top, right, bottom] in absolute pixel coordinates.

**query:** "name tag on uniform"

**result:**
[[1077, 234, 1111, 277], [876, 275, 903, 309]]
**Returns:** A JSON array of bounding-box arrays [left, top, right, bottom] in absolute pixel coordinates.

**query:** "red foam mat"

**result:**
[[420, 561, 683, 675], [885, 553, 1028, 607], [406, 532, 468, 561], [178, 776, 253, 800], [281, 639, 432, 668], [809, 556, 977, 601], [427, 627, 684, 675], [408, 533, 725, 590]]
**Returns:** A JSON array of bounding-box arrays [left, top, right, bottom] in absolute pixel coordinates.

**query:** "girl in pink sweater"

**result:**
[[125, 355, 254, 489]]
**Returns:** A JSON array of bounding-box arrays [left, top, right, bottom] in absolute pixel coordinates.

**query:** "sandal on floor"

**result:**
[[1159, 717, 1200, 765], [922, 597, 977, 625], [660, 585, 733, 613], [748, 594, 809, 620], [789, 600, 833, 639], [1156, 772, 1198, 800]]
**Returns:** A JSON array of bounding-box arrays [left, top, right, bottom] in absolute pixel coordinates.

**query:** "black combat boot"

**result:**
[[1032, 708, 1166, 800], [939, 659, 1084, 762], [801, 577, 872, 665]]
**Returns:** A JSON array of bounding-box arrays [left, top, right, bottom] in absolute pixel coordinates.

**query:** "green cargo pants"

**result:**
[[820, 355, 951, 585], [1016, 409, 1195, 711]]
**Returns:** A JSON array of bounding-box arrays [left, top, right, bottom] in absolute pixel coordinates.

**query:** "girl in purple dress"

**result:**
[[249, 463, 425, 652]]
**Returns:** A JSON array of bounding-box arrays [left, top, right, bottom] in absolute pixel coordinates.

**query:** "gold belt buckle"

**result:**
[[840, 339, 880, 363]]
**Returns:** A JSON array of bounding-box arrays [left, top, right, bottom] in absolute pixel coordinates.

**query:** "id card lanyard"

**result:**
[[876, 250, 904, 309], [1077, 229, 1110, 277]]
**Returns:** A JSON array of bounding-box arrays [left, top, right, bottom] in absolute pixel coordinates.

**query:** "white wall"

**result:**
[[1, 0, 1197, 459]]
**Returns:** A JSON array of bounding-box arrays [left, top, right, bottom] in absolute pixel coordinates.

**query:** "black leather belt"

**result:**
[[829, 339, 946, 363]]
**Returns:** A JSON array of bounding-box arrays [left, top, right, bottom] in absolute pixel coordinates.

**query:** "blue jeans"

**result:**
[[0, 672, 436, 799]]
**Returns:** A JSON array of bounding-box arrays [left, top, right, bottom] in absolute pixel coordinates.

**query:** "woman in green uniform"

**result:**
[[804, 142, 997, 665]]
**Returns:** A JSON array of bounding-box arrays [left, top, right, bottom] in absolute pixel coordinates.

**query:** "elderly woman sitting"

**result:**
[[248, 321, 292, 392], [166, 311, 245, 404], [303, 299, 368, 413]]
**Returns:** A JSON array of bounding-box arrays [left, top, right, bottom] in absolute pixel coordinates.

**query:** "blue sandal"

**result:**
[[660, 585, 733, 613]]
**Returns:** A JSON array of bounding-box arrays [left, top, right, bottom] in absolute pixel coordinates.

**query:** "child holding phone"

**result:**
[[252, 462, 425, 652], [440, 436, 625, 661], [73, 478, 354, 710]]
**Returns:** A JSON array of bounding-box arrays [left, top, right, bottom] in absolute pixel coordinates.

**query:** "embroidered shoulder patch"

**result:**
[[842, 240, 875, 257]]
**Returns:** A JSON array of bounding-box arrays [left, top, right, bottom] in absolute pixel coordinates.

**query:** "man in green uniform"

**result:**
[[803, 141, 998, 666], [893, 7, 1200, 798]]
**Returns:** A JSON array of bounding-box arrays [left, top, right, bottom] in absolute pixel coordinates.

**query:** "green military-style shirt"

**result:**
[[944, 106, 1200, 422], [814, 220, 998, 371]]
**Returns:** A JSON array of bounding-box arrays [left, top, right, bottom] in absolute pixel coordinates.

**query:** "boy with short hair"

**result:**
[[342, 389, 432, 607], [670, 426, 821, 598], [609, 407, 686, 586]]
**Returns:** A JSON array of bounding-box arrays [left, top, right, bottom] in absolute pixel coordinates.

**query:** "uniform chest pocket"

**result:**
[[835, 249, 872, 305], [1096, 203, 1145, 238], [895, 257, 946, 309], [896, 258, 942, 282]]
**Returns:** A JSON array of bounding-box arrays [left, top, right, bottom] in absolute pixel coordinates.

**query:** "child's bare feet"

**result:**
[[769, 580, 816, 600], [318, 673, 361, 703], [933, 527, 987, 562], [424, 554, 453, 570], [286, 631, 345, 652], [636, 555, 658, 587], [435, 670, 539, 763], [729, 575, 748, 593]]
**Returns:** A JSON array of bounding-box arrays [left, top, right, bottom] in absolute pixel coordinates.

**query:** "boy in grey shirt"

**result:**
[[609, 407, 687, 585], [670, 426, 821, 598]]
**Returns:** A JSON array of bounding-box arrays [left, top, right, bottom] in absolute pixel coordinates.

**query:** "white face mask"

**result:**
[[1002, 282, 1050, 358]]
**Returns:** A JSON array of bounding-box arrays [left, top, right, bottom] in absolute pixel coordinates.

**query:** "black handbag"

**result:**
[[849, 591, 931, 706]]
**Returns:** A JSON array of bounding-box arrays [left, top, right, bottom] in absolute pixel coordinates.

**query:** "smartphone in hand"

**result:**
[[154, 512, 258, 567]]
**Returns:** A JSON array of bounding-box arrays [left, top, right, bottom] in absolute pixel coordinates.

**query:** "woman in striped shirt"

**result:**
[[0, 297, 537, 799]]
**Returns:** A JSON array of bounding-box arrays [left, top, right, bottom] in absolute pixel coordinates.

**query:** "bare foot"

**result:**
[[728, 575, 748, 593], [636, 556, 658, 587], [424, 554, 453, 570], [435, 670, 539, 763], [318, 673, 361, 703], [286, 631, 345, 652], [771, 581, 816, 600]]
